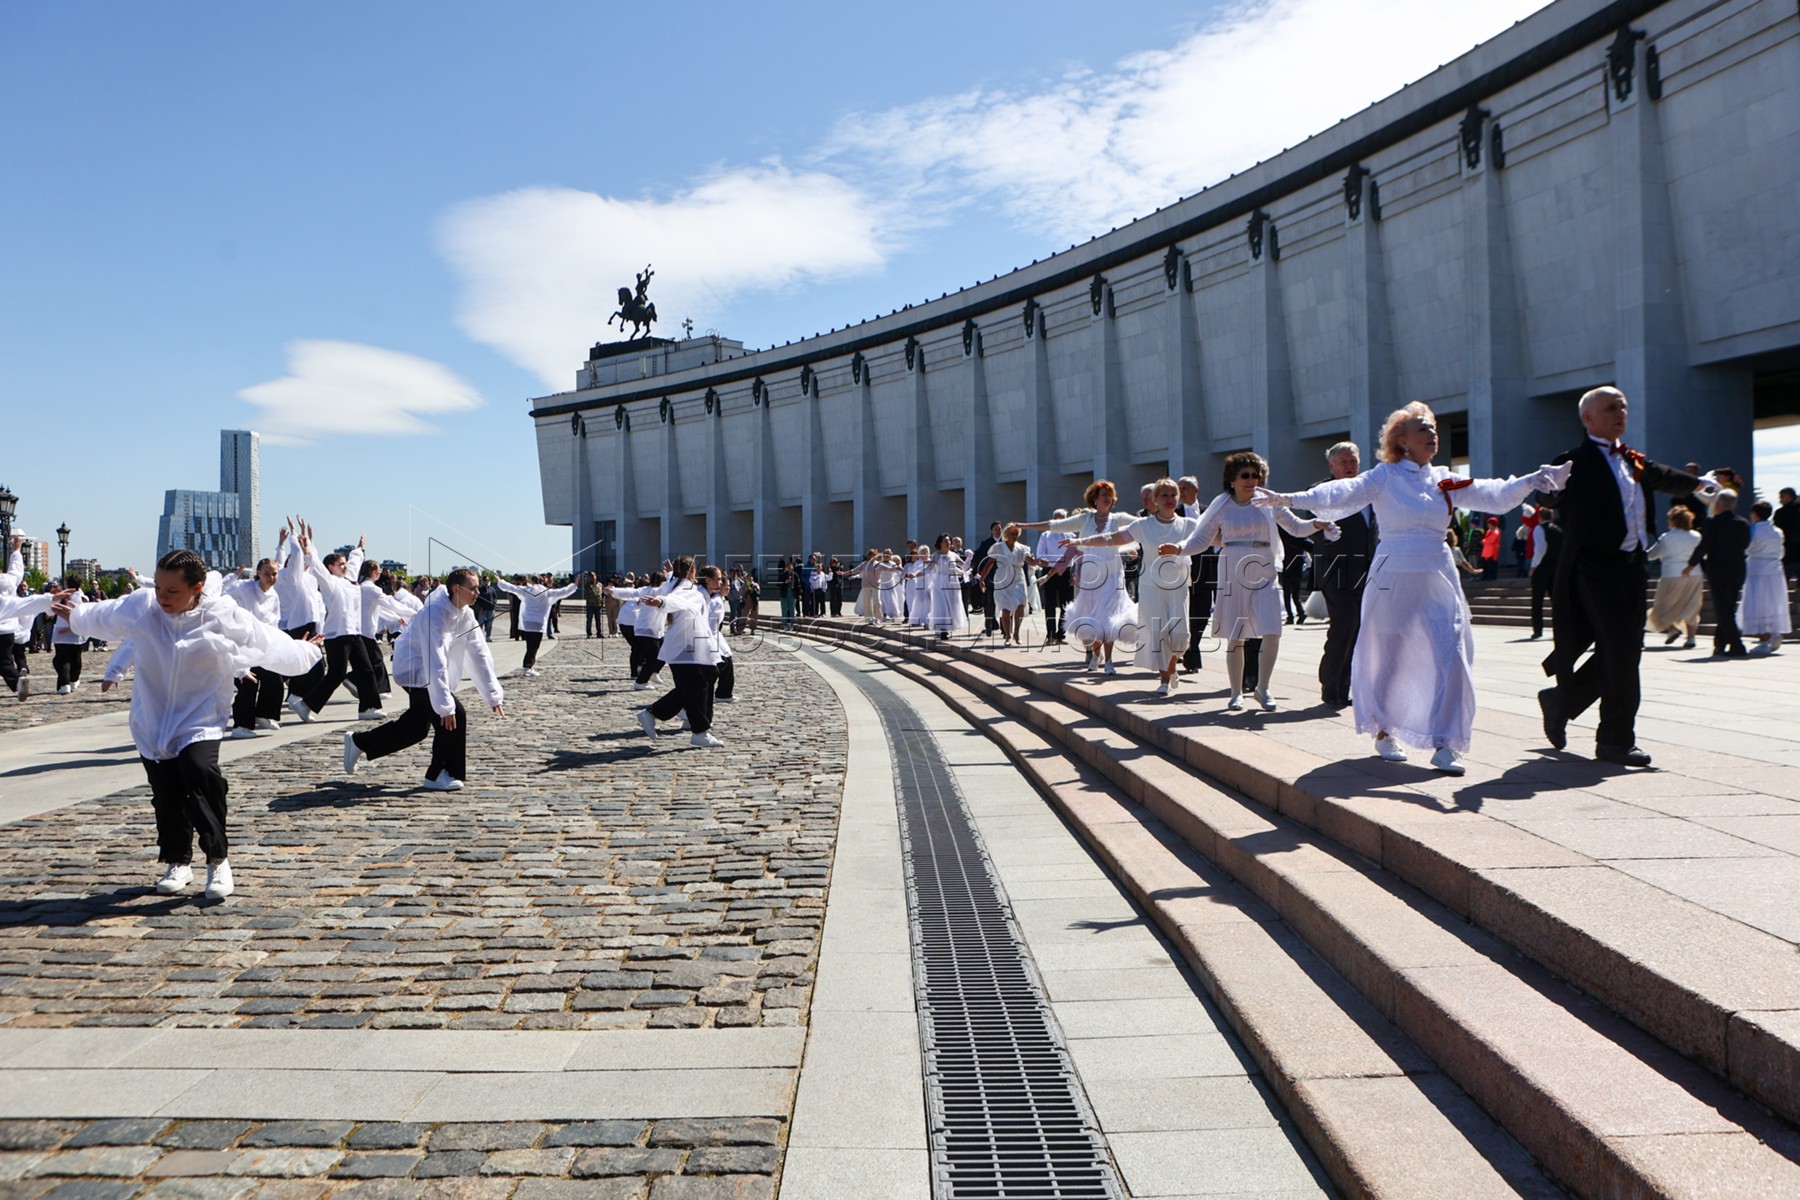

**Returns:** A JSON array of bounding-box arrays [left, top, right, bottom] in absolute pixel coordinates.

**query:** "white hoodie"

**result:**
[[493, 578, 579, 634], [69, 589, 323, 760], [391, 588, 505, 718], [306, 546, 366, 639]]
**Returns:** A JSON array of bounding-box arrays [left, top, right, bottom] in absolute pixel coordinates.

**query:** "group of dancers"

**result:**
[[822, 389, 1727, 776]]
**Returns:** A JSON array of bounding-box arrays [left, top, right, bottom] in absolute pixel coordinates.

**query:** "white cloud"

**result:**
[[239, 340, 484, 446], [438, 167, 891, 390], [439, 0, 1550, 380], [822, 0, 1552, 243]]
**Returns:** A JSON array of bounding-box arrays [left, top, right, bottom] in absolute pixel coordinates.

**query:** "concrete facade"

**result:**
[[531, 0, 1800, 573]]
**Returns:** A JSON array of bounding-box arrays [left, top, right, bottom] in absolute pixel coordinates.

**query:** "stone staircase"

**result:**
[[794, 618, 1800, 1200], [1461, 576, 1796, 635]]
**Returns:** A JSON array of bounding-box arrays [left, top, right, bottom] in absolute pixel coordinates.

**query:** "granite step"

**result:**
[[797, 623, 1800, 1200]]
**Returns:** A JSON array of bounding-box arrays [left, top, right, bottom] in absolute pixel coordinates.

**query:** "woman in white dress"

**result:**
[[1016, 481, 1136, 674], [1251, 403, 1572, 774], [1739, 500, 1790, 654], [983, 525, 1039, 647], [1068, 478, 1198, 695], [926, 534, 969, 639], [905, 547, 932, 627], [876, 551, 903, 622], [849, 550, 883, 622], [1160, 455, 1335, 711], [1646, 508, 1704, 648]]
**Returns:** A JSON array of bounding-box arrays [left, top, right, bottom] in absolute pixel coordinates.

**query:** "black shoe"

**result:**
[[1537, 688, 1567, 750], [1595, 743, 1652, 767]]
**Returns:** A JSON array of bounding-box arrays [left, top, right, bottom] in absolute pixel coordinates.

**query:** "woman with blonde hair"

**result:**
[[1017, 481, 1136, 673], [1157, 455, 1335, 709], [1646, 507, 1703, 648], [1067, 478, 1199, 693], [1250, 402, 1571, 773]]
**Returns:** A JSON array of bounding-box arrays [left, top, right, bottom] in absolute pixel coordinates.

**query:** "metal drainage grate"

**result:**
[[843, 664, 1121, 1199]]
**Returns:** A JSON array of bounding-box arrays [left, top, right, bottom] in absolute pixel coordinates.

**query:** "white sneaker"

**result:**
[[1375, 737, 1408, 762], [358, 709, 386, 721], [632, 681, 650, 691], [1430, 746, 1466, 775], [422, 771, 464, 791], [70, 681, 81, 692], [56, 685, 70, 695], [1226, 695, 1243, 712], [636, 709, 657, 739], [1254, 689, 1277, 711], [255, 718, 281, 731], [343, 731, 363, 775], [524, 668, 540, 677], [1167, 675, 1180, 696], [286, 695, 315, 724], [716, 696, 737, 704], [1103, 662, 1117, 676], [229, 727, 260, 739], [15, 677, 27, 701], [155, 864, 193, 895], [690, 732, 725, 748], [204, 860, 234, 901], [1153, 682, 1169, 696]]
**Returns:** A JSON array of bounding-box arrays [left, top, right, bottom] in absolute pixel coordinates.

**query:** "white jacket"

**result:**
[[69, 589, 323, 760], [656, 581, 723, 666], [0, 550, 23, 598], [709, 593, 732, 660], [275, 535, 325, 629], [52, 588, 87, 646], [306, 546, 365, 639], [225, 578, 282, 629], [493, 578, 579, 634], [611, 580, 677, 638], [391, 589, 504, 718], [359, 581, 411, 638]]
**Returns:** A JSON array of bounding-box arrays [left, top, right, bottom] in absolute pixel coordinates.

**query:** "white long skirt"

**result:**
[[1647, 575, 1703, 633], [1351, 549, 1477, 753], [1064, 551, 1137, 648], [1133, 553, 1192, 669], [881, 575, 905, 620], [907, 575, 931, 626], [1210, 543, 1285, 641], [927, 578, 968, 633], [855, 576, 881, 620], [1739, 567, 1793, 637]]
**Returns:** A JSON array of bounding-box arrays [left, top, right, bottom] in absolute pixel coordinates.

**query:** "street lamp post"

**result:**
[[0, 485, 15, 550], [56, 523, 70, 582]]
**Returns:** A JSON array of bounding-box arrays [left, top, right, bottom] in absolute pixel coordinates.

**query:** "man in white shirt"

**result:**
[[345, 568, 504, 790]]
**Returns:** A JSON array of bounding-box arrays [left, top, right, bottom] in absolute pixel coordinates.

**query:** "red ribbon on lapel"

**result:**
[[1438, 476, 1475, 518]]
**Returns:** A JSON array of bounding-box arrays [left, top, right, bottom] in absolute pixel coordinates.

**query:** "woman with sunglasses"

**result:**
[[1248, 402, 1571, 773], [1157, 454, 1335, 711]]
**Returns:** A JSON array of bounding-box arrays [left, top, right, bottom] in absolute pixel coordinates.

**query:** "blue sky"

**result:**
[[8, 0, 1783, 574]]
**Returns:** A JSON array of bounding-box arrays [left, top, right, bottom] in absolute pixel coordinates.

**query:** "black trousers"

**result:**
[[522, 631, 544, 670], [621, 624, 641, 676], [1182, 554, 1220, 671], [53, 644, 83, 688], [232, 669, 286, 728], [1242, 638, 1263, 691], [143, 740, 229, 864], [634, 636, 666, 685], [304, 634, 380, 714], [715, 656, 735, 701], [0, 632, 18, 691], [1040, 573, 1073, 641], [1317, 586, 1362, 704], [283, 623, 325, 699], [828, 583, 843, 618], [586, 605, 603, 636], [1552, 552, 1649, 748], [807, 588, 826, 617], [1705, 569, 1747, 655], [1530, 570, 1553, 637], [354, 685, 466, 782], [362, 635, 391, 694], [649, 662, 717, 733]]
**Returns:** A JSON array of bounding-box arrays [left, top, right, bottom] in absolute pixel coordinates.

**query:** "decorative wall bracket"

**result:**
[[704, 387, 718, 415], [799, 364, 815, 395], [571, 412, 584, 437], [961, 319, 979, 356], [614, 404, 629, 431], [658, 397, 671, 424], [1609, 26, 1647, 102], [1089, 274, 1108, 316], [1022, 298, 1039, 338], [752, 378, 766, 406], [1247, 210, 1278, 261], [1163, 245, 1183, 290], [851, 351, 866, 384], [1343, 164, 1370, 220], [905, 337, 920, 371], [1460, 105, 1491, 169]]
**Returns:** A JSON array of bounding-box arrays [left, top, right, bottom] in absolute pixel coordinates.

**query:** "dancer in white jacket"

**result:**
[[344, 568, 504, 790], [634, 560, 726, 747], [60, 549, 323, 900], [224, 558, 285, 736], [289, 533, 383, 722], [0, 537, 53, 700], [274, 523, 326, 701], [493, 574, 579, 676]]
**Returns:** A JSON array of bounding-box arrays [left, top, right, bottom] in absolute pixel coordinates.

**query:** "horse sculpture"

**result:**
[[607, 264, 658, 339]]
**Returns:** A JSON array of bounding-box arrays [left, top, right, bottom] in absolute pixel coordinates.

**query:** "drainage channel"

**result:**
[[838, 658, 1122, 1199]]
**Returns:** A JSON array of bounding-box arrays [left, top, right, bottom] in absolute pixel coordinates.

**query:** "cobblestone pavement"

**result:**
[[0, 1115, 782, 1199], [0, 647, 132, 736], [0, 641, 845, 1033]]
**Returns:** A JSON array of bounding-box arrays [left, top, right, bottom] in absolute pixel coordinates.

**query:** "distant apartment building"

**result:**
[[157, 429, 261, 570], [67, 558, 102, 582]]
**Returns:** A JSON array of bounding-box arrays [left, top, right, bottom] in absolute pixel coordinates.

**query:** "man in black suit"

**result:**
[[972, 522, 1002, 633], [1528, 510, 1561, 640], [1537, 387, 1716, 767], [1310, 442, 1376, 708], [1177, 476, 1214, 673], [1687, 490, 1750, 657]]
